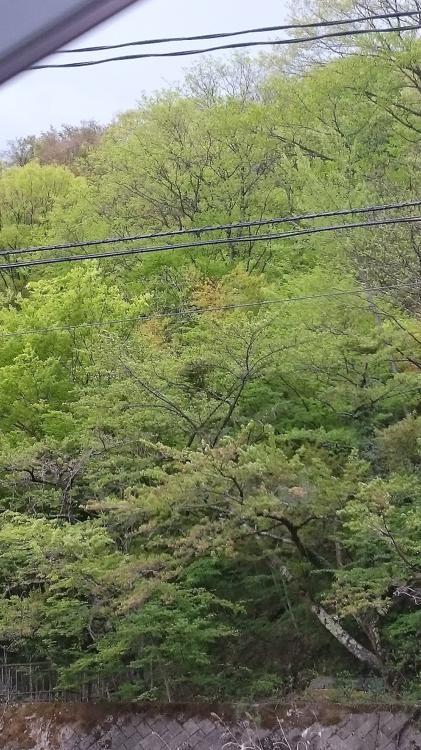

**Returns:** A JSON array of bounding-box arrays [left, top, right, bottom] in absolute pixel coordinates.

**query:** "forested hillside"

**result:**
[[0, 0, 420, 702]]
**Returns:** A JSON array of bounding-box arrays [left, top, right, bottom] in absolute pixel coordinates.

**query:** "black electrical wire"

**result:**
[[0, 215, 420, 271], [31, 23, 421, 70], [2, 200, 420, 258], [60, 10, 421, 54], [1, 282, 419, 339]]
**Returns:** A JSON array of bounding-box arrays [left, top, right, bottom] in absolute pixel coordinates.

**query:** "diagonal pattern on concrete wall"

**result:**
[[1, 703, 421, 749]]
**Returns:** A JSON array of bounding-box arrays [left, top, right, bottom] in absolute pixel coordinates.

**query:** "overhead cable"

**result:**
[[1, 215, 420, 271], [31, 23, 421, 70], [1, 282, 419, 339], [2, 199, 420, 258], [60, 10, 421, 53]]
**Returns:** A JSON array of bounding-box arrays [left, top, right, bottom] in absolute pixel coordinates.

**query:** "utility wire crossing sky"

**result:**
[[32, 20, 421, 69], [58, 10, 420, 53]]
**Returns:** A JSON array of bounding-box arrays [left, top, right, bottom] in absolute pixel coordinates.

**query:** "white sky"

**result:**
[[0, 0, 287, 147]]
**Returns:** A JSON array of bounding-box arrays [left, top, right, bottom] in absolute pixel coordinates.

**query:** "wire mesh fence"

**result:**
[[0, 662, 137, 702]]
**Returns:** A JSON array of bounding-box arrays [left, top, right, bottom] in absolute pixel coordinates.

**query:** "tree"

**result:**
[[2, 136, 37, 167], [0, 13, 419, 700], [3, 122, 104, 172]]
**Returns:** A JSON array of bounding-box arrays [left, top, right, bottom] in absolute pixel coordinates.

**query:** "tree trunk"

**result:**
[[311, 603, 383, 672]]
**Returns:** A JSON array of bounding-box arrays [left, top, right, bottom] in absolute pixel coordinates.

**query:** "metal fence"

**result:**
[[0, 662, 129, 702], [0, 662, 54, 702]]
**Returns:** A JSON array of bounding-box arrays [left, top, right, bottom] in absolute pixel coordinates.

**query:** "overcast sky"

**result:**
[[0, 0, 287, 147]]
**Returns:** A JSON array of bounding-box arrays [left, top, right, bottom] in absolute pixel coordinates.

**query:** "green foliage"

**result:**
[[0, 16, 419, 701], [62, 584, 236, 700]]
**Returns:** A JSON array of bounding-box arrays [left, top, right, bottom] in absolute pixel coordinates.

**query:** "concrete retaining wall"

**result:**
[[1, 702, 420, 749]]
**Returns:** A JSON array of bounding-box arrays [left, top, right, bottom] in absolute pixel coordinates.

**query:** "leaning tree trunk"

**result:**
[[311, 603, 383, 672]]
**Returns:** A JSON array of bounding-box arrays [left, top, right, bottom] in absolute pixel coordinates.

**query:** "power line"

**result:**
[[2, 199, 420, 258], [1, 282, 419, 339], [31, 23, 421, 70], [60, 11, 421, 53], [1, 215, 420, 271]]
